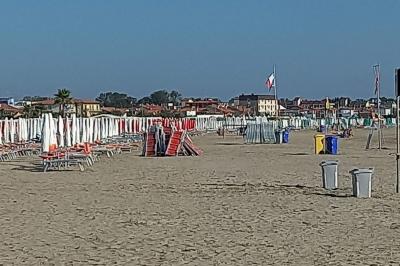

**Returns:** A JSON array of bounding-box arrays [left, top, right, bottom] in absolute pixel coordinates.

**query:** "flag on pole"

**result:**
[[265, 73, 275, 90]]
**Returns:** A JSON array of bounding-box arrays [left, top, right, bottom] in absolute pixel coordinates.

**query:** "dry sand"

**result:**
[[1, 128, 400, 265]]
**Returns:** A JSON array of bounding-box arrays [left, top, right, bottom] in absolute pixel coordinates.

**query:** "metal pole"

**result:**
[[396, 69, 399, 193], [374, 64, 382, 149], [396, 95, 399, 193], [274, 65, 278, 119], [223, 113, 225, 139]]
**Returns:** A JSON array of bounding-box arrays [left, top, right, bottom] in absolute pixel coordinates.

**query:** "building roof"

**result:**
[[74, 99, 100, 104], [300, 100, 324, 105], [143, 104, 162, 111], [101, 107, 129, 114], [32, 99, 56, 105], [32, 98, 99, 105], [182, 99, 219, 105], [0, 104, 22, 112]]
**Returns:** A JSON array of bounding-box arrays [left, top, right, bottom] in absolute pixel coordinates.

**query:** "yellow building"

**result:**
[[75, 100, 101, 117]]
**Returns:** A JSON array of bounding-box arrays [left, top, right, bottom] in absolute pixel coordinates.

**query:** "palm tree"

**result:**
[[54, 88, 72, 117]]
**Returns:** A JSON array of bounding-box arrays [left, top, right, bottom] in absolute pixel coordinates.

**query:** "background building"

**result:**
[[237, 94, 278, 116]]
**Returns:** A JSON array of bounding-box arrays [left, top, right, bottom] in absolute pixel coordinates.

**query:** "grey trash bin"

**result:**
[[349, 168, 374, 198], [319, 160, 339, 190]]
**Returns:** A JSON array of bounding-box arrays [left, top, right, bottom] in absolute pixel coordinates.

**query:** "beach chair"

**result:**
[[40, 145, 88, 172]]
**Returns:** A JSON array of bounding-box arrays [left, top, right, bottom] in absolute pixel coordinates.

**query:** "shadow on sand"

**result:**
[[267, 184, 353, 198], [280, 152, 311, 156], [9, 164, 44, 172], [200, 182, 353, 198], [215, 142, 244, 146]]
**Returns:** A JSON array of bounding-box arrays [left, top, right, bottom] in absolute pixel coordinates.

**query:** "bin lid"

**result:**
[[349, 168, 374, 174], [325, 135, 338, 139], [320, 160, 339, 166]]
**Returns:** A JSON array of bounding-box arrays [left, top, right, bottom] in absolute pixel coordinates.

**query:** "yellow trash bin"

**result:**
[[314, 134, 325, 154]]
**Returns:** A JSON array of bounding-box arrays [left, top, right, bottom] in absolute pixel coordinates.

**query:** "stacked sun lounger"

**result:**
[[143, 125, 203, 157]]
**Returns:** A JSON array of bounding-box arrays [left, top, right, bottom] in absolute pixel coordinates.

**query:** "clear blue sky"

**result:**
[[0, 0, 399, 100]]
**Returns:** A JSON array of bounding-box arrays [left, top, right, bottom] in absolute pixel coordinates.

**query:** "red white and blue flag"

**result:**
[[265, 73, 275, 90]]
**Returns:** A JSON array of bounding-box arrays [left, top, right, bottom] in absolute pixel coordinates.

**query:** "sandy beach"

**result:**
[[1, 128, 400, 265]]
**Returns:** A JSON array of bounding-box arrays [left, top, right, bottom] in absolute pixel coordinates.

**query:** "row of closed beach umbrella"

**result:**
[[1, 115, 398, 152], [0, 115, 197, 152], [193, 116, 399, 132]]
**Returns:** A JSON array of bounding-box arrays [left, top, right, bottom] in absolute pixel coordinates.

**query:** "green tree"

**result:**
[[150, 90, 170, 105], [54, 88, 72, 117], [96, 92, 136, 108], [138, 96, 152, 105], [169, 90, 182, 105]]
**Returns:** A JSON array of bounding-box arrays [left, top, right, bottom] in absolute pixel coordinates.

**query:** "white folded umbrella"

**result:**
[[65, 117, 71, 147], [58, 116, 64, 147], [41, 114, 50, 152]]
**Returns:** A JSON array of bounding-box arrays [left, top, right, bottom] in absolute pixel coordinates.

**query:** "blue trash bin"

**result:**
[[326, 136, 338, 154], [283, 130, 289, 143]]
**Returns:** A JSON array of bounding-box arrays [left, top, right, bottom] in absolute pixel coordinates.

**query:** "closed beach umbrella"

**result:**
[[65, 117, 71, 147], [4, 118, 9, 143], [23, 119, 28, 141], [98, 118, 101, 140], [97, 118, 101, 140], [0, 121, 3, 145], [88, 118, 93, 143], [9, 119, 15, 143], [114, 119, 119, 136], [81, 118, 87, 143], [17, 118, 22, 142], [116, 119, 120, 136], [49, 114, 57, 147], [86, 118, 91, 142], [35, 117, 42, 139], [71, 114, 77, 145], [76, 117, 81, 144], [103, 117, 107, 138], [31, 119, 35, 140], [93, 118, 98, 142], [30, 118, 34, 140], [41, 114, 50, 152], [58, 116, 64, 147], [127, 118, 132, 133], [100, 117, 104, 139], [108, 118, 113, 137]]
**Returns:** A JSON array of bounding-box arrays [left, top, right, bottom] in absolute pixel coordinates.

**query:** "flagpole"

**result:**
[[274, 64, 278, 119], [374, 64, 382, 150]]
